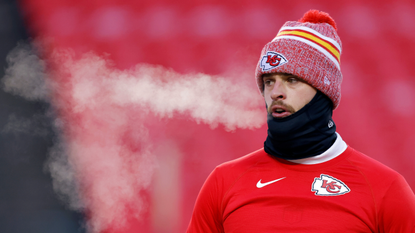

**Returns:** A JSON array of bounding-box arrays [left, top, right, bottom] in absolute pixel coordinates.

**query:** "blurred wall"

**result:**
[[0, 0, 85, 232]]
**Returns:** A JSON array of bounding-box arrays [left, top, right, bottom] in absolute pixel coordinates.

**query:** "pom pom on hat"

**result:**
[[299, 9, 337, 30]]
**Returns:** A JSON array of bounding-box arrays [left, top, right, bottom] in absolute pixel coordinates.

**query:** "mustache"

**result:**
[[267, 100, 296, 114]]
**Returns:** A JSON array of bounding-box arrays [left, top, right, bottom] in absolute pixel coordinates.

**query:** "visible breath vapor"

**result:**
[[58, 51, 264, 131], [1, 42, 265, 232], [2, 43, 50, 101]]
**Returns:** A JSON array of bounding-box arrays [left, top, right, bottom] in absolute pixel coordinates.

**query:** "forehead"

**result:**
[[262, 72, 303, 80], [262, 72, 315, 90]]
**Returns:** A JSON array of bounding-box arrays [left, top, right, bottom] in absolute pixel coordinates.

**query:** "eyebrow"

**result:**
[[262, 73, 308, 84], [262, 73, 300, 79]]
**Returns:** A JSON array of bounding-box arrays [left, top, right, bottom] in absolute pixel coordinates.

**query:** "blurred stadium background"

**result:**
[[1, 0, 414, 232]]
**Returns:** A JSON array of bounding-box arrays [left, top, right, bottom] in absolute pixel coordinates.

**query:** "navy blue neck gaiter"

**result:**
[[264, 91, 337, 160]]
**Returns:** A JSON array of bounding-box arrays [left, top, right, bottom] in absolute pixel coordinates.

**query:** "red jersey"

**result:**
[[187, 146, 415, 232]]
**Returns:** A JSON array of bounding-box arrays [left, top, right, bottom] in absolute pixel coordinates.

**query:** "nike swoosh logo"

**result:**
[[256, 177, 286, 188]]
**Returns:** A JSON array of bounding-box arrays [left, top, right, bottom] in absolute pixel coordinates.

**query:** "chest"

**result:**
[[221, 168, 377, 233]]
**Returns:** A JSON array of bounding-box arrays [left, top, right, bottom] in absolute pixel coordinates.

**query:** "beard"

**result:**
[[266, 100, 296, 115]]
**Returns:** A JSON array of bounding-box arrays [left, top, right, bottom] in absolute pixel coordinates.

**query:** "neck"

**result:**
[[264, 91, 337, 160]]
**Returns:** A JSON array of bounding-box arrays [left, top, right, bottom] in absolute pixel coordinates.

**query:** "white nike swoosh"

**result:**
[[256, 177, 286, 188]]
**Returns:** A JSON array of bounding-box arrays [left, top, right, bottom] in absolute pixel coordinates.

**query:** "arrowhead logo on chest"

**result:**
[[312, 174, 350, 196]]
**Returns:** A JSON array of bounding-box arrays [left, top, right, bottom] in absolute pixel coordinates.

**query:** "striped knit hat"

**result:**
[[255, 10, 342, 109]]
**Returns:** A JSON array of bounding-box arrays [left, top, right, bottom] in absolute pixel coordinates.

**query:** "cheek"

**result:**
[[263, 90, 272, 106], [297, 89, 317, 110], [290, 87, 316, 111]]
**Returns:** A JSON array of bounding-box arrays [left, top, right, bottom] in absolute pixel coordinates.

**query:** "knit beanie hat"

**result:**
[[255, 10, 342, 109]]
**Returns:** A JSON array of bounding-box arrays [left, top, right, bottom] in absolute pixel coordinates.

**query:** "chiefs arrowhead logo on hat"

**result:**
[[312, 174, 350, 196], [260, 51, 288, 71]]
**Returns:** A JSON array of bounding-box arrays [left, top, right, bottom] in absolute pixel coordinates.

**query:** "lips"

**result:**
[[270, 104, 292, 118]]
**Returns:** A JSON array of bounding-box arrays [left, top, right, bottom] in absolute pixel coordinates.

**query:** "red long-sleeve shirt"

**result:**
[[187, 146, 415, 233]]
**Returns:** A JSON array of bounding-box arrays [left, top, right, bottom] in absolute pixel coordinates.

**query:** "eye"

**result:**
[[287, 77, 299, 84], [263, 79, 274, 86]]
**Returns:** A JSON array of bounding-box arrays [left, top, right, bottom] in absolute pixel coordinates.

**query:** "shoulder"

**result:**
[[195, 148, 271, 205], [344, 146, 411, 194], [215, 148, 269, 172], [345, 147, 400, 178], [209, 148, 271, 184], [345, 148, 415, 230]]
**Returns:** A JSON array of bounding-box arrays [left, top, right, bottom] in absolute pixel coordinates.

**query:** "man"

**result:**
[[186, 10, 415, 232]]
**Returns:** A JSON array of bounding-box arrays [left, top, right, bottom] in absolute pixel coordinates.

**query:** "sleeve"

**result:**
[[378, 174, 415, 233], [186, 167, 225, 233]]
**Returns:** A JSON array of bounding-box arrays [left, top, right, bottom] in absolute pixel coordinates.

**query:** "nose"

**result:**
[[270, 79, 286, 100]]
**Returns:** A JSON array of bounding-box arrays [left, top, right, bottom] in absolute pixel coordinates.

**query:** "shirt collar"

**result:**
[[287, 132, 347, 165]]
